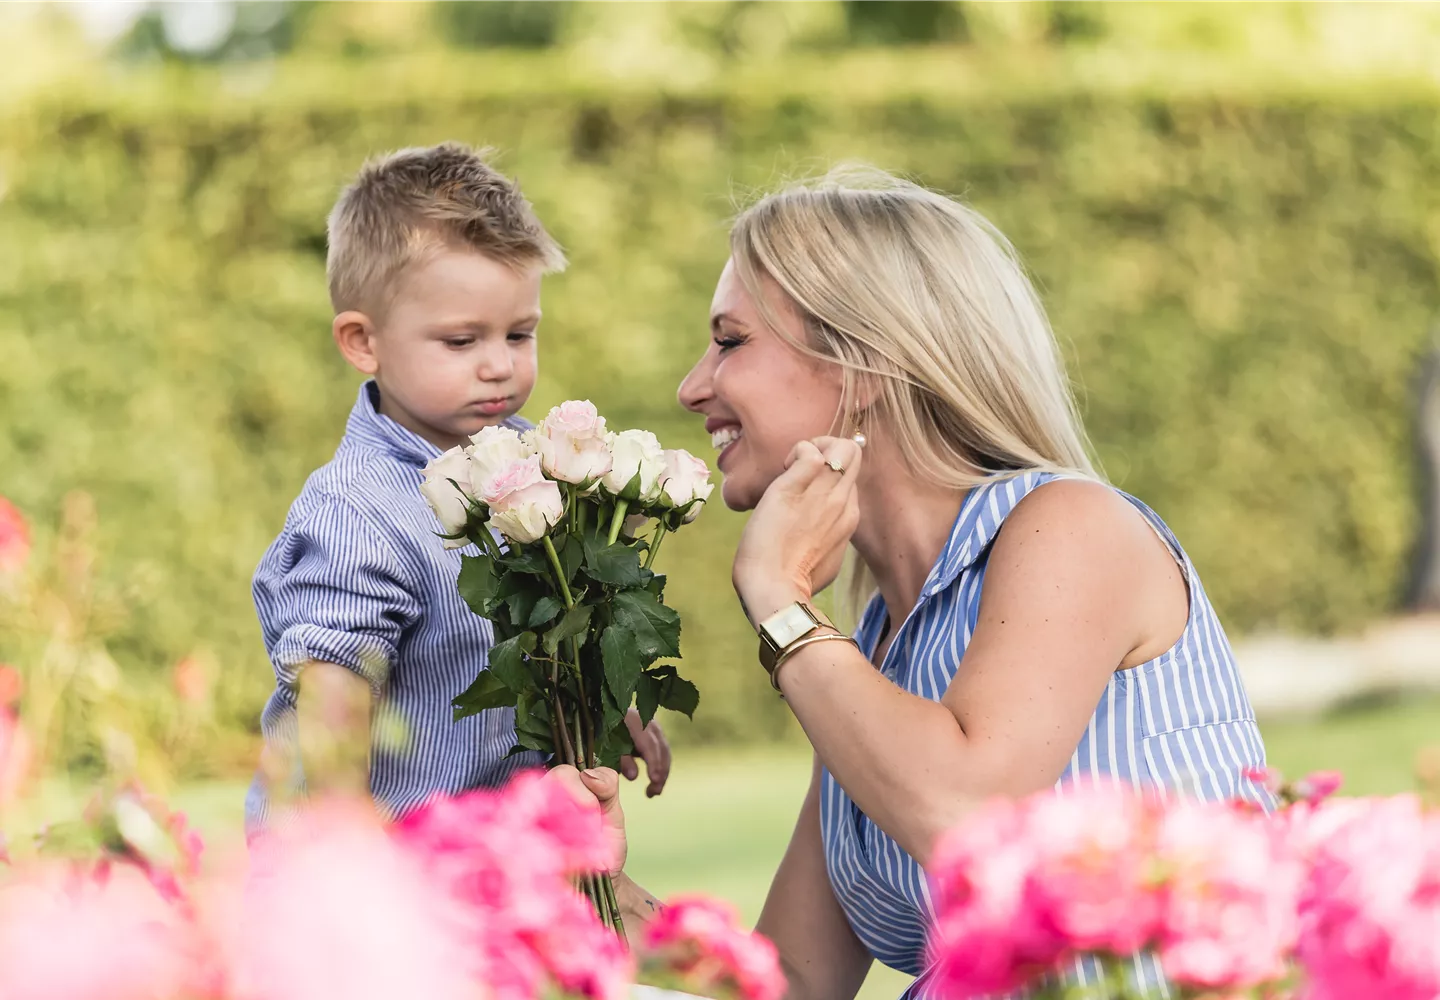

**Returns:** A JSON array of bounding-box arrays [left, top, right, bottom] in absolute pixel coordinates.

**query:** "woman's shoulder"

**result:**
[[986, 475, 1178, 597]]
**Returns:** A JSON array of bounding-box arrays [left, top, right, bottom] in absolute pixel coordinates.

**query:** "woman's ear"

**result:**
[[332, 310, 380, 375]]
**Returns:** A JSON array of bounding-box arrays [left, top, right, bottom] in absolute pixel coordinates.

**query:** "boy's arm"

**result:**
[[254, 495, 422, 804], [296, 660, 374, 797]]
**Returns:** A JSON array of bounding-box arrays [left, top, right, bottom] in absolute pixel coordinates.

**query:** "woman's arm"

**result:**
[[741, 476, 1186, 865], [755, 756, 873, 1000]]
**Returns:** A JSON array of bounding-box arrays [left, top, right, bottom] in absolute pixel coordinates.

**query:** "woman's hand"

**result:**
[[545, 765, 628, 874], [732, 435, 864, 625]]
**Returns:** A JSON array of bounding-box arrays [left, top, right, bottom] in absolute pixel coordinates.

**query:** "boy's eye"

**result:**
[[508, 330, 535, 343], [444, 338, 474, 349]]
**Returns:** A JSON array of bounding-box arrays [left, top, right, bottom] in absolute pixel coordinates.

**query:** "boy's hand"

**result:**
[[620, 709, 670, 798]]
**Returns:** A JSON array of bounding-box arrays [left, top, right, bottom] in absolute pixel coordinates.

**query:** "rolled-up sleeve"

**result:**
[[253, 495, 421, 694]]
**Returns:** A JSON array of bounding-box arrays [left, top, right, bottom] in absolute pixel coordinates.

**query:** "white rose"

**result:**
[[532, 400, 613, 485], [484, 455, 564, 545], [419, 446, 475, 548], [659, 449, 714, 522], [601, 429, 666, 501], [467, 425, 534, 498]]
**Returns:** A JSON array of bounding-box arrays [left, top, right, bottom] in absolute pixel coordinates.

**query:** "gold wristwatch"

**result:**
[[756, 601, 855, 692]]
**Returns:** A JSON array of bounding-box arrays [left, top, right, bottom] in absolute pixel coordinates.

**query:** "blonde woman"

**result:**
[[556, 167, 1271, 998]]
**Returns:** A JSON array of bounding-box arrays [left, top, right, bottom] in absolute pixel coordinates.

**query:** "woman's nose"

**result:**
[[677, 350, 714, 413]]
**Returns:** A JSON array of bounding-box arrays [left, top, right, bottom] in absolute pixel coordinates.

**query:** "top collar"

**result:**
[[342, 381, 444, 469]]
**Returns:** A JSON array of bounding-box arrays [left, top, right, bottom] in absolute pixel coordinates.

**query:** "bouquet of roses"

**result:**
[[420, 401, 713, 935]]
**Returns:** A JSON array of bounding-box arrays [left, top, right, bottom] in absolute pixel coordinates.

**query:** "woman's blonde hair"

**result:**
[[731, 163, 1099, 488], [729, 165, 1101, 612]]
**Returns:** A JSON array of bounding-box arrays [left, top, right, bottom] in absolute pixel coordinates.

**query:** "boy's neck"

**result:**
[[372, 384, 469, 453]]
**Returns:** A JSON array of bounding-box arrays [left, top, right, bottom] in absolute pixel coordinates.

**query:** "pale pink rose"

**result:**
[[1154, 799, 1300, 990], [0, 498, 29, 575], [533, 401, 613, 484], [601, 430, 666, 501], [642, 896, 786, 1000], [420, 446, 476, 548], [468, 425, 535, 497], [483, 456, 564, 545], [659, 449, 713, 520]]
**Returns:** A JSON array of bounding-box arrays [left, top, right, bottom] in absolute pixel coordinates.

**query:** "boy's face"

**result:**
[[334, 250, 541, 452]]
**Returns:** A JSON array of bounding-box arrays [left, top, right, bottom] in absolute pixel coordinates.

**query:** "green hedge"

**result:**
[[3, 53, 1438, 763]]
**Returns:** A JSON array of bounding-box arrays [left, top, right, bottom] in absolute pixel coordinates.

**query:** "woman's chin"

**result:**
[[719, 476, 760, 513]]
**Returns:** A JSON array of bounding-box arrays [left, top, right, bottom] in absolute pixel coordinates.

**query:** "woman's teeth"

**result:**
[[711, 427, 742, 451]]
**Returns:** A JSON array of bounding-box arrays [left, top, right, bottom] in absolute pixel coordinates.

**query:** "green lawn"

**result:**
[[18, 694, 1440, 1000]]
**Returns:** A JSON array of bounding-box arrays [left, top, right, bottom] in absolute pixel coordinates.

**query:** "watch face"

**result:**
[[764, 603, 820, 647]]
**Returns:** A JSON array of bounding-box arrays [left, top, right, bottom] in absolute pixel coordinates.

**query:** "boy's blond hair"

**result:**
[[326, 142, 566, 317]]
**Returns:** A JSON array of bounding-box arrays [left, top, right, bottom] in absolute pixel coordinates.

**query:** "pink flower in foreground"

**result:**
[[1025, 783, 1164, 956], [0, 498, 29, 575], [396, 773, 632, 1000], [1154, 799, 1300, 990], [233, 799, 480, 1000], [0, 862, 201, 1000], [1291, 795, 1440, 1000], [927, 797, 1070, 998], [642, 896, 786, 1000]]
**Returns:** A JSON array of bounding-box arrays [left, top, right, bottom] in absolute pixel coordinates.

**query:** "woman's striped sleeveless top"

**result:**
[[819, 471, 1273, 997]]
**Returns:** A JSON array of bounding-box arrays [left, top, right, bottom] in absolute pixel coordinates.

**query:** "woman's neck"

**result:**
[[850, 443, 970, 626]]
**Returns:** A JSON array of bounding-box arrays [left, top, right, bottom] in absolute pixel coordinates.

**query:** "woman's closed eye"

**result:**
[[714, 335, 747, 353]]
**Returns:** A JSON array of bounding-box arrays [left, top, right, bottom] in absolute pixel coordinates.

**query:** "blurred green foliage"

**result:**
[[3, 24, 1440, 772]]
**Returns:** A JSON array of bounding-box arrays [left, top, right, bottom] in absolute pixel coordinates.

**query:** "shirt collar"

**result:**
[[343, 380, 444, 469], [916, 470, 1050, 601]]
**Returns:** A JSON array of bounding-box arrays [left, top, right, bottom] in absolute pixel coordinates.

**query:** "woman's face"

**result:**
[[678, 258, 844, 512]]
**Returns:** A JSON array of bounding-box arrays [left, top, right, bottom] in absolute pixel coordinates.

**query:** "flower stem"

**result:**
[[606, 499, 630, 546], [542, 535, 575, 608], [643, 525, 667, 570]]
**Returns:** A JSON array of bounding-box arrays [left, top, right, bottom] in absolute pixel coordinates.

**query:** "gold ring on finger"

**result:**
[[827, 457, 845, 473]]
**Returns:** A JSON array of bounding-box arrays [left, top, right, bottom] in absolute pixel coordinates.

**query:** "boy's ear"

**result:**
[[333, 310, 380, 375]]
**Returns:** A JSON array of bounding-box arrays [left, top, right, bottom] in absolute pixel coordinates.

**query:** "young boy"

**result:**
[[245, 143, 669, 834]]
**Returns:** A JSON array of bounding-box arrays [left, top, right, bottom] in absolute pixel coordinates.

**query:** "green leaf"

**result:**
[[457, 554, 499, 616], [452, 670, 518, 719], [611, 588, 681, 662], [557, 532, 584, 583], [583, 534, 645, 588], [542, 603, 594, 658], [506, 588, 538, 628], [635, 672, 661, 726], [599, 677, 628, 741], [658, 673, 700, 719], [514, 693, 554, 754], [487, 631, 537, 691], [601, 624, 642, 707], [527, 595, 564, 628], [501, 545, 551, 576], [646, 573, 667, 600]]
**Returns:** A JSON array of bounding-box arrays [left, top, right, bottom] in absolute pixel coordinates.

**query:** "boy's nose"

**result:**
[[476, 347, 514, 382]]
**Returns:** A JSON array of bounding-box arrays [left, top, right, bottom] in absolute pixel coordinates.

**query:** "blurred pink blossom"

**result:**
[[172, 656, 210, 706], [642, 896, 786, 1000], [1291, 795, 1440, 1000], [1153, 799, 1301, 990], [0, 498, 28, 575], [0, 862, 202, 1000], [231, 798, 483, 1000], [0, 705, 33, 809], [927, 796, 1071, 997]]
